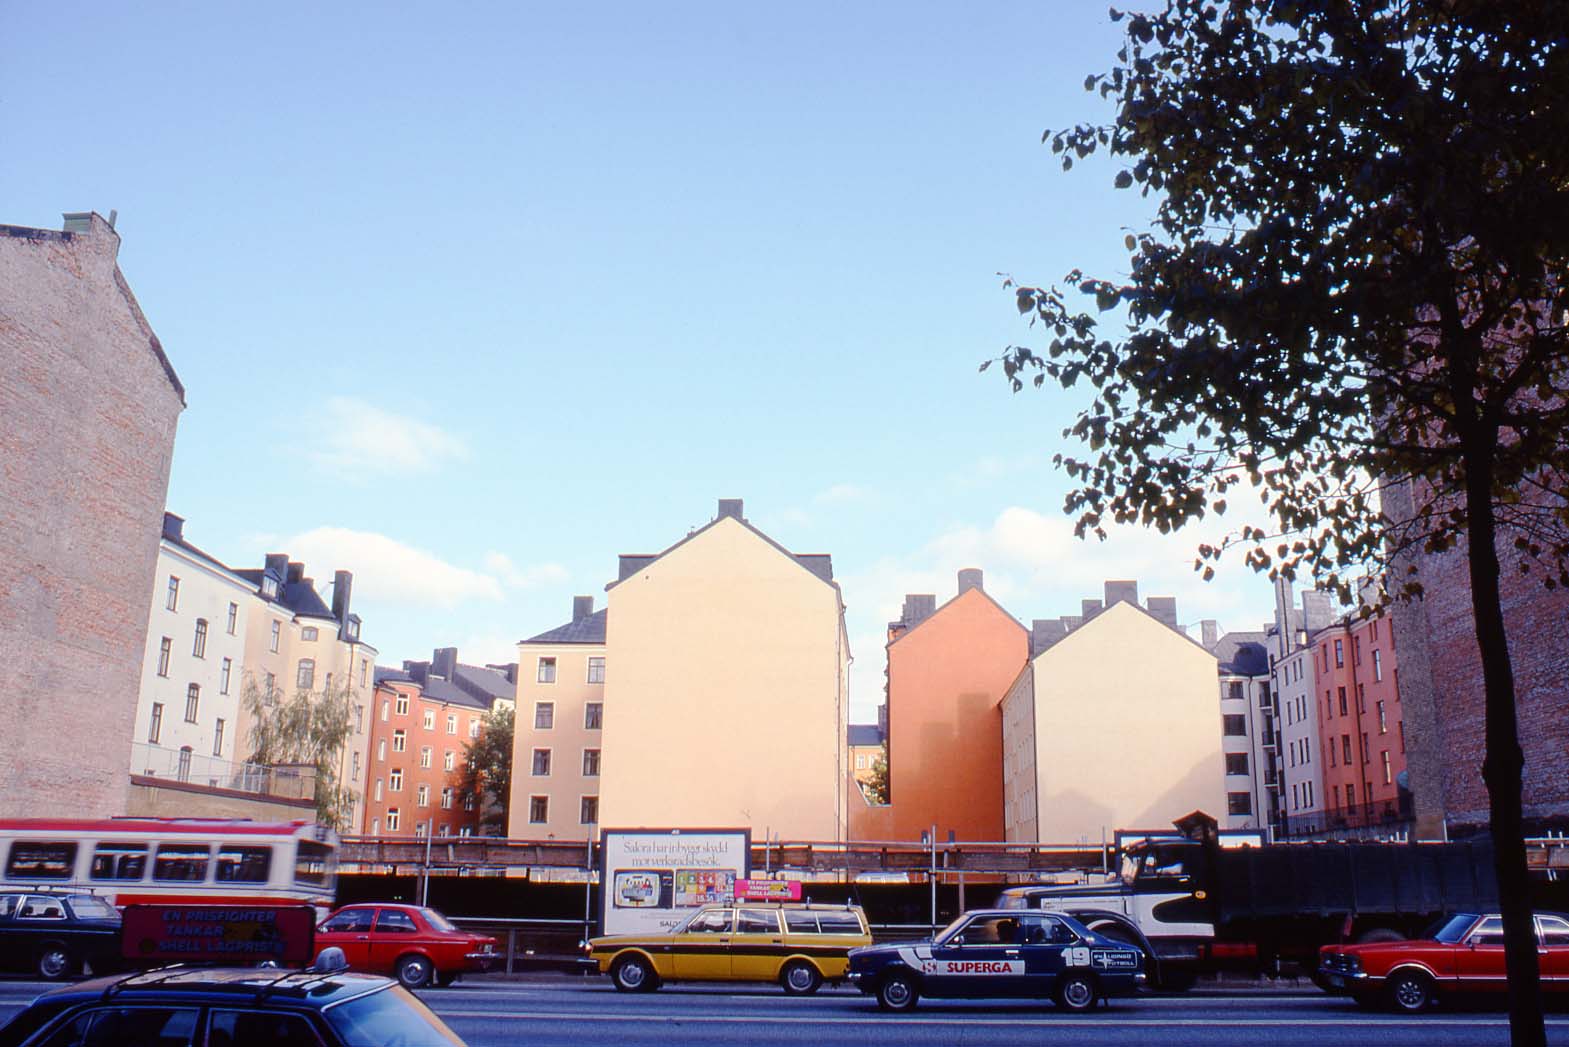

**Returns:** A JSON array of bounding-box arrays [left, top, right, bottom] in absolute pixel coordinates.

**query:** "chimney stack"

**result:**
[[717, 498, 744, 521], [1201, 619, 1219, 649], [286, 561, 304, 585], [332, 570, 353, 623], [1031, 618, 1068, 656], [161, 512, 184, 542], [957, 568, 984, 594], [1081, 599, 1104, 622], [1146, 596, 1179, 629], [431, 647, 458, 680], [901, 594, 937, 629], [1104, 580, 1138, 608], [573, 595, 594, 621]]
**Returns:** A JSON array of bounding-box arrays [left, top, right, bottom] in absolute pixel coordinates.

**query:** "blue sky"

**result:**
[[3, 2, 1281, 720]]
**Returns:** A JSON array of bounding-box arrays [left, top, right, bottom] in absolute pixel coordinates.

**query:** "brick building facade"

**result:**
[[0, 212, 184, 817]]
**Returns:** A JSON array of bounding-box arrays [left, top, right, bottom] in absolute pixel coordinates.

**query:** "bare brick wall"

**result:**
[[0, 214, 184, 817], [1388, 481, 1569, 836]]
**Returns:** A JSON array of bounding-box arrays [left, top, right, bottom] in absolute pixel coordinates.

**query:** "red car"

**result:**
[[315, 903, 499, 989], [1319, 911, 1569, 1012]]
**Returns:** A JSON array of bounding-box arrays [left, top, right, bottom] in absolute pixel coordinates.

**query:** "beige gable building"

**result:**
[[597, 500, 849, 842], [1002, 587, 1224, 843]]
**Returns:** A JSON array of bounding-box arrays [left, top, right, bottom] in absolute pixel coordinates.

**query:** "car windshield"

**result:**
[[420, 908, 457, 932], [1424, 913, 1480, 943], [934, 915, 976, 944], [67, 896, 120, 921], [325, 986, 465, 1046]]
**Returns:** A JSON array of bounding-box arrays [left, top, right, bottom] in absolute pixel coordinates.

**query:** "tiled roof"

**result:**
[[418, 675, 492, 711], [374, 666, 415, 687], [848, 724, 884, 747], [1212, 631, 1271, 676], [524, 608, 608, 645], [453, 663, 516, 703]]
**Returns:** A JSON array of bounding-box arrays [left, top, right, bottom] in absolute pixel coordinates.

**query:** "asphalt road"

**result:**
[[5, 978, 1569, 1047]]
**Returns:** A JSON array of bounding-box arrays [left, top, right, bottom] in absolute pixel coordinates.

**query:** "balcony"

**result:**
[[130, 742, 316, 801]]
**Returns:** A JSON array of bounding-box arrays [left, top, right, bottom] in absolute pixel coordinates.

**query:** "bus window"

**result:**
[[295, 842, 332, 887], [91, 843, 148, 881], [215, 846, 272, 883], [153, 844, 211, 882], [6, 841, 77, 879]]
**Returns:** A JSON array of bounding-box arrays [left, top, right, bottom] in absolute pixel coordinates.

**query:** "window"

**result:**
[[269, 620, 280, 652], [583, 748, 601, 776], [469, 717, 481, 738], [1373, 649, 1383, 681], [1377, 700, 1388, 733], [157, 637, 172, 677], [374, 779, 383, 801], [212, 719, 225, 757], [587, 656, 605, 684], [7, 841, 77, 879], [174, 747, 191, 781], [1221, 714, 1247, 737], [360, 658, 369, 687], [325, 672, 333, 693], [1353, 636, 1361, 664], [264, 671, 276, 699], [226, 602, 238, 634], [446, 713, 457, 734], [166, 575, 180, 611], [1342, 734, 1353, 765], [856, 753, 868, 770], [530, 796, 549, 823], [1332, 784, 1341, 809], [301, 626, 318, 641], [346, 618, 360, 640], [441, 787, 454, 810], [585, 702, 603, 730], [537, 657, 557, 683], [381, 699, 390, 721], [396, 694, 409, 716], [192, 619, 208, 658], [148, 703, 163, 744], [351, 751, 361, 780], [1329, 740, 1336, 768], [1333, 639, 1343, 667], [262, 575, 279, 598], [1361, 732, 1370, 763], [438, 824, 451, 837], [354, 704, 363, 731], [1381, 750, 1393, 785], [534, 702, 555, 730], [420, 746, 432, 769], [214, 846, 271, 883], [296, 658, 315, 690], [1540, 916, 1569, 946], [184, 684, 200, 723], [1346, 782, 1357, 805], [1306, 781, 1314, 807], [1227, 792, 1253, 815], [1337, 687, 1348, 716], [1399, 720, 1406, 753], [154, 844, 209, 881], [416, 784, 429, 808], [464, 794, 475, 811], [444, 750, 455, 772], [217, 657, 231, 696], [392, 729, 407, 752], [532, 749, 552, 776], [1226, 681, 1244, 701], [386, 808, 401, 831], [89, 843, 147, 881], [372, 817, 381, 834], [376, 739, 386, 761], [389, 769, 403, 791], [1224, 752, 1248, 775], [209, 1011, 315, 1043], [423, 710, 435, 730], [1357, 683, 1366, 712]]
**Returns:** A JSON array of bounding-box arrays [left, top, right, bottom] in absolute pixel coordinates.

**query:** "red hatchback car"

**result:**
[[1319, 911, 1569, 1012], [315, 903, 500, 990]]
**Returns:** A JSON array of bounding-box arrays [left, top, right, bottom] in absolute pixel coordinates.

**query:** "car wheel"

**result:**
[[396, 955, 434, 990], [37, 945, 71, 981], [876, 971, 919, 1012], [612, 955, 657, 993], [780, 960, 822, 995], [1056, 973, 1098, 1012], [1386, 970, 1433, 1013]]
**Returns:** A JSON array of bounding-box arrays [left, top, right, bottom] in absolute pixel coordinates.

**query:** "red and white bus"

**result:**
[[0, 818, 338, 911]]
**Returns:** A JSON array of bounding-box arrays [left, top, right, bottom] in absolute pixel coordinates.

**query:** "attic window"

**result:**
[[346, 618, 361, 641], [262, 577, 279, 599]]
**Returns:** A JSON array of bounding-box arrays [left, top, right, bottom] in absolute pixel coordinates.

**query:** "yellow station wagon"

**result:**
[[588, 903, 872, 994]]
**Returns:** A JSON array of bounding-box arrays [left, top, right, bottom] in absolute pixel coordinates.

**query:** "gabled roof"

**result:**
[[523, 608, 608, 645], [452, 663, 516, 703], [606, 513, 835, 593], [1030, 596, 1216, 662], [1212, 631, 1270, 676], [848, 724, 885, 747], [887, 584, 1027, 651], [231, 570, 337, 621]]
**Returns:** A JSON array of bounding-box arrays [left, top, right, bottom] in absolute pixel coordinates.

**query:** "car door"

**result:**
[[32, 1005, 201, 1047], [1014, 913, 1079, 998], [923, 915, 1031, 998], [672, 908, 733, 980], [317, 907, 376, 969], [0, 894, 23, 972], [1536, 915, 1569, 990], [369, 907, 424, 974], [1455, 916, 1509, 994], [730, 908, 783, 981], [207, 1008, 327, 1046]]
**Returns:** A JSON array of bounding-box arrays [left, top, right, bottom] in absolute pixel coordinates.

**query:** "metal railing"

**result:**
[[130, 742, 316, 800]]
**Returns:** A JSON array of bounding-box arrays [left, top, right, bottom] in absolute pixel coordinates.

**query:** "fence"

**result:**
[[129, 742, 316, 800]]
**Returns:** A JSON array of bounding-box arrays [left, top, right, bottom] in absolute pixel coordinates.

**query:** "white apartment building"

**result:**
[[1270, 580, 1335, 837], [1210, 630, 1278, 831]]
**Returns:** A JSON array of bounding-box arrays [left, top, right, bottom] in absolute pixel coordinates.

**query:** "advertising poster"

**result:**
[[600, 828, 750, 936]]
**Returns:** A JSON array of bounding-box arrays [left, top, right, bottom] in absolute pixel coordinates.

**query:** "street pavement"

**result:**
[[4, 977, 1569, 1046]]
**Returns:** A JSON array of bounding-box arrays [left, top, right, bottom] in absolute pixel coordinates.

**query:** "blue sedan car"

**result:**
[[847, 909, 1143, 1012]]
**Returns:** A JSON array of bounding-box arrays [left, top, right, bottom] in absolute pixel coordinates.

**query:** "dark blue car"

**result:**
[[847, 909, 1143, 1012]]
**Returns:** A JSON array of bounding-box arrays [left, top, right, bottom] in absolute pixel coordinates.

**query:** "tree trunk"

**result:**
[[1464, 454, 1545, 1047]]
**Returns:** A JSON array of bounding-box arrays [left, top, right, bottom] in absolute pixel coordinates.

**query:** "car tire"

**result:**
[[612, 955, 658, 993], [36, 944, 72, 981], [396, 954, 434, 990], [780, 960, 822, 996], [1385, 969, 1433, 1013], [1056, 973, 1098, 1012], [876, 971, 919, 1012]]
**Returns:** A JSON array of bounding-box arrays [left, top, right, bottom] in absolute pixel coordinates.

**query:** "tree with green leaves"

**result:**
[[456, 705, 514, 835], [863, 745, 889, 806], [241, 675, 360, 831], [989, 4, 1568, 1042]]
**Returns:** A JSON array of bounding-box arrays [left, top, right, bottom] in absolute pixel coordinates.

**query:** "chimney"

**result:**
[[1031, 618, 1068, 656], [1146, 596, 1179, 629], [1061, 614, 1083, 632], [1104, 580, 1138, 608], [1301, 590, 1335, 633], [286, 561, 304, 585], [717, 498, 744, 521], [1201, 619, 1219, 649], [331, 570, 353, 622], [573, 595, 594, 621], [618, 555, 656, 581], [431, 647, 458, 680], [1081, 599, 1103, 622], [161, 512, 184, 542], [264, 553, 288, 577], [902, 594, 937, 628], [957, 568, 984, 595]]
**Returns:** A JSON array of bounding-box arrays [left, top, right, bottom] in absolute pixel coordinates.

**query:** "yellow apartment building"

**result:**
[[508, 596, 607, 841], [597, 499, 849, 841]]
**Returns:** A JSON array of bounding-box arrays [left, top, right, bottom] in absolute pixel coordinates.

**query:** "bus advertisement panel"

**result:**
[[600, 829, 750, 936]]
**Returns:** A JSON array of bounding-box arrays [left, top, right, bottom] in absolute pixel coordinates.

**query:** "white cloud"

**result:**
[[307, 397, 469, 477], [483, 551, 569, 590], [814, 483, 870, 505], [949, 453, 1044, 489], [282, 527, 503, 608]]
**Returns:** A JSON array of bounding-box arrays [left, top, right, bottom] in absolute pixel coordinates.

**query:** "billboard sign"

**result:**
[[600, 828, 750, 936], [736, 878, 802, 902], [122, 905, 316, 965]]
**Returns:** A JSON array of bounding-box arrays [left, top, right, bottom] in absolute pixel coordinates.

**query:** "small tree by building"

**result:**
[[241, 675, 359, 831], [863, 745, 890, 806], [456, 706, 514, 835]]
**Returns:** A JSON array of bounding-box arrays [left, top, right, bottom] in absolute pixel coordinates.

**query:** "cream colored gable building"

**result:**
[[1002, 592, 1225, 843], [597, 500, 849, 842]]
